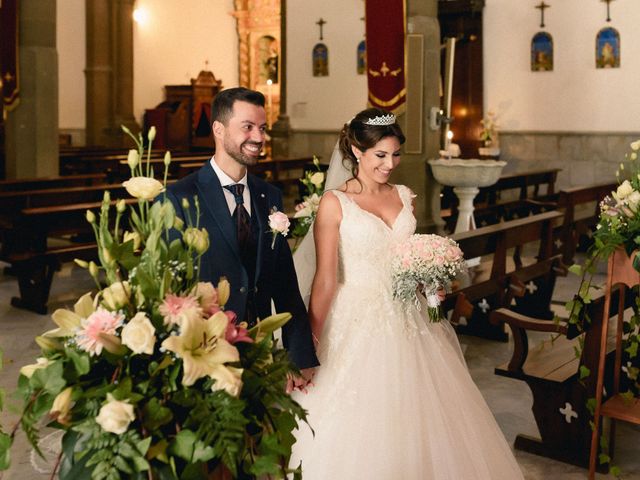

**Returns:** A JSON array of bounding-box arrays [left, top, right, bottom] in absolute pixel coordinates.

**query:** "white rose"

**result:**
[[95, 394, 135, 434], [20, 357, 53, 378], [121, 312, 156, 355], [309, 171, 325, 187], [210, 366, 244, 397], [628, 191, 640, 211], [614, 180, 634, 202], [102, 281, 130, 310], [122, 177, 164, 200], [268, 211, 290, 236]]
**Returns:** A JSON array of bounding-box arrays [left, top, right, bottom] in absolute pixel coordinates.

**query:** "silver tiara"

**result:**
[[363, 114, 396, 126]]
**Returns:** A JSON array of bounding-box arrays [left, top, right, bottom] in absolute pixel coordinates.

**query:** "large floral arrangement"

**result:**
[[0, 127, 306, 479], [391, 234, 465, 321], [291, 157, 325, 250], [566, 139, 640, 475]]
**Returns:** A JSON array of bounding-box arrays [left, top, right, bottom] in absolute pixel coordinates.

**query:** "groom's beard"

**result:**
[[224, 137, 262, 167]]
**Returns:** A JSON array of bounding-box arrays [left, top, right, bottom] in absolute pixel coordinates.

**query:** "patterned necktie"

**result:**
[[224, 184, 251, 252]]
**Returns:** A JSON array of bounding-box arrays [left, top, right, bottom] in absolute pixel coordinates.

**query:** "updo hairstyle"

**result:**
[[338, 107, 406, 178]]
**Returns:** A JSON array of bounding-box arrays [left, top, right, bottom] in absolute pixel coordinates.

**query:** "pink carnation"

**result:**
[[224, 311, 253, 344], [159, 294, 203, 326], [76, 309, 124, 356]]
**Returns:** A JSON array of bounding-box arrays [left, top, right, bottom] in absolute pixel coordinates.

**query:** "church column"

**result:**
[[113, 0, 138, 141], [85, 0, 113, 146], [394, 0, 443, 232], [86, 0, 138, 147], [270, 0, 290, 158], [4, 0, 58, 178]]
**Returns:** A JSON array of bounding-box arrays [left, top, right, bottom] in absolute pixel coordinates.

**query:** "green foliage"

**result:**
[[568, 140, 640, 474], [291, 156, 325, 250], [5, 127, 307, 479]]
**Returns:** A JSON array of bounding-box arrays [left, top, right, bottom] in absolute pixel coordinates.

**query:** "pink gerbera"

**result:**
[[159, 294, 203, 326], [76, 309, 124, 356]]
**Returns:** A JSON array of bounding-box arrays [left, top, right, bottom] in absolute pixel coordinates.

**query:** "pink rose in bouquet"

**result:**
[[391, 234, 466, 322]]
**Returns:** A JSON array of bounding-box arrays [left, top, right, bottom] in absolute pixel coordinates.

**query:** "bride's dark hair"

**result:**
[[338, 107, 406, 179]]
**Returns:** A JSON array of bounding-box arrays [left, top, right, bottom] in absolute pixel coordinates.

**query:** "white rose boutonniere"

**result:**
[[268, 209, 290, 249]]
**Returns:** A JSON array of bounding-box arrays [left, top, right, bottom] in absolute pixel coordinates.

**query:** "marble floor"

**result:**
[[0, 256, 638, 479]]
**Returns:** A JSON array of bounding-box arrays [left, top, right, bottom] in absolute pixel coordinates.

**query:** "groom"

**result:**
[[165, 87, 319, 377]]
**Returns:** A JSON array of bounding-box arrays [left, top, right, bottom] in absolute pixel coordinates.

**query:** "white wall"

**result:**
[[57, 0, 85, 130], [287, 0, 368, 130], [484, 0, 640, 132], [133, 0, 238, 125]]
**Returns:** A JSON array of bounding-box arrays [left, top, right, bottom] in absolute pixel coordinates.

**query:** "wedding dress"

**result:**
[[290, 184, 524, 479]]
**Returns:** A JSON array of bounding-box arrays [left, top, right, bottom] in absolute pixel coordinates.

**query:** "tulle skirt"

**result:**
[[290, 285, 524, 480]]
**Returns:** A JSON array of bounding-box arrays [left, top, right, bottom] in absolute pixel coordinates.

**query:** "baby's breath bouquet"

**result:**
[[291, 157, 325, 250], [0, 127, 306, 479]]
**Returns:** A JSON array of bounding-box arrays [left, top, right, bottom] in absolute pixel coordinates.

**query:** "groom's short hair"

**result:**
[[212, 87, 265, 126]]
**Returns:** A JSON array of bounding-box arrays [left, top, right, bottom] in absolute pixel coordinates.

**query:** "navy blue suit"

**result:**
[[165, 163, 319, 369]]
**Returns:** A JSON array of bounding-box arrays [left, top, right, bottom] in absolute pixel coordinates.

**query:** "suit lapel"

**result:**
[[249, 174, 268, 284], [196, 164, 241, 261]]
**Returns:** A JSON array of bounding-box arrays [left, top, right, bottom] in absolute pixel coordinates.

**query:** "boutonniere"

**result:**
[[268, 208, 290, 249]]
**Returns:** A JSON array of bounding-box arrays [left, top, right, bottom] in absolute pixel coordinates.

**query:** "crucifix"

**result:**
[[535, 2, 550, 28], [316, 18, 327, 41], [602, 0, 615, 22]]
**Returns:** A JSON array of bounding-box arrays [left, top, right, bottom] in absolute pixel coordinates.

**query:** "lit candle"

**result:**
[[266, 79, 273, 129], [446, 130, 453, 150]]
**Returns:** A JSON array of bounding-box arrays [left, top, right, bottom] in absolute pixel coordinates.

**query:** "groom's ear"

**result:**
[[212, 120, 225, 141]]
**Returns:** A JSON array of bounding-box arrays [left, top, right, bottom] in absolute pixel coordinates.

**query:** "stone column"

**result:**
[[393, 0, 443, 232], [85, 0, 138, 147], [4, 0, 58, 178], [85, 0, 113, 146], [270, 0, 290, 158], [113, 0, 138, 141]]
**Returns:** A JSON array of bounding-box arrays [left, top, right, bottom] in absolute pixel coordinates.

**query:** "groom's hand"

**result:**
[[286, 368, 316, 394]]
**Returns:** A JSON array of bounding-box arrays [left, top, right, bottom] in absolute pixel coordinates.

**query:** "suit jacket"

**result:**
[[165, 162, 319, 369]]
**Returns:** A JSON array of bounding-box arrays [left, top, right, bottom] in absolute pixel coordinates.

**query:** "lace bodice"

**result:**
[[331, 185, 416, 290]]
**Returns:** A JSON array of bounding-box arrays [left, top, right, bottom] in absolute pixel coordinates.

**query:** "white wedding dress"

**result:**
[[290, 185, 524, 479]]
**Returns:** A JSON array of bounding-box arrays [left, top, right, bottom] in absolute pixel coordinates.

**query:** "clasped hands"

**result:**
[[286, 367, 316, 394]]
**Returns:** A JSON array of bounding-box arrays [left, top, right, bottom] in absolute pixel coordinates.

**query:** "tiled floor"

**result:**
[[0, 256, 638, 479]]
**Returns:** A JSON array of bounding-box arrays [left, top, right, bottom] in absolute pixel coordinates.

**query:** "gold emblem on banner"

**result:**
[[369, 61, 402, 78]]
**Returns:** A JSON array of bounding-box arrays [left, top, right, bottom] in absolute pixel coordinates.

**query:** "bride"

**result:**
[[290, 108, 524, 479]]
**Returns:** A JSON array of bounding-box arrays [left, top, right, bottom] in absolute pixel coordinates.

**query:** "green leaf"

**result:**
[[598, 453, 611, 465], [66, 347, 90, 376], [579, 365, 591, 380], [249, 454, 280, 476], [168, 429, 196, 461], [624, 341, 638, 358], [0, 431, 12, 470], [30, 361, 65, 395], [586, 397, 597, 415], [610, 465, 622, 477], [568, 264, 583, 276], [142, 398, 173, 431]]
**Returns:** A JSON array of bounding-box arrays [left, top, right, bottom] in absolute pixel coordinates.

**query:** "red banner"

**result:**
[[1, 0, 19, 111], [365, 0, 406, 114]]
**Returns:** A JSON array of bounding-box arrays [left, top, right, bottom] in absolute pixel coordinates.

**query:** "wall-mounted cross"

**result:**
[[316, 18, 327, 41], [602, 0, 615, 22], [535, 1, 550, 28]]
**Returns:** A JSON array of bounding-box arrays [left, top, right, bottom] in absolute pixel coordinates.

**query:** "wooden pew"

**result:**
[[489, 286, 633, 470], [0, 173, 108, 192], [554, 182, 617, 266], [3, 199, 136, 313], [443, 210, 565, 341]]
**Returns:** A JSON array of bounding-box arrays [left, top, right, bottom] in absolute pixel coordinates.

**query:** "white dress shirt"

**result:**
[[209, 157, 251, 216]]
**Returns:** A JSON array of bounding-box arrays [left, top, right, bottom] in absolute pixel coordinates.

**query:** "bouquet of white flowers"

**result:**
[[391, 234, 466, 322], [0, 126, 306, 479]]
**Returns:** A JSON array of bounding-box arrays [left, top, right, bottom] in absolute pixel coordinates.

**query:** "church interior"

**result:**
[[1, 0, 640, 478]]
